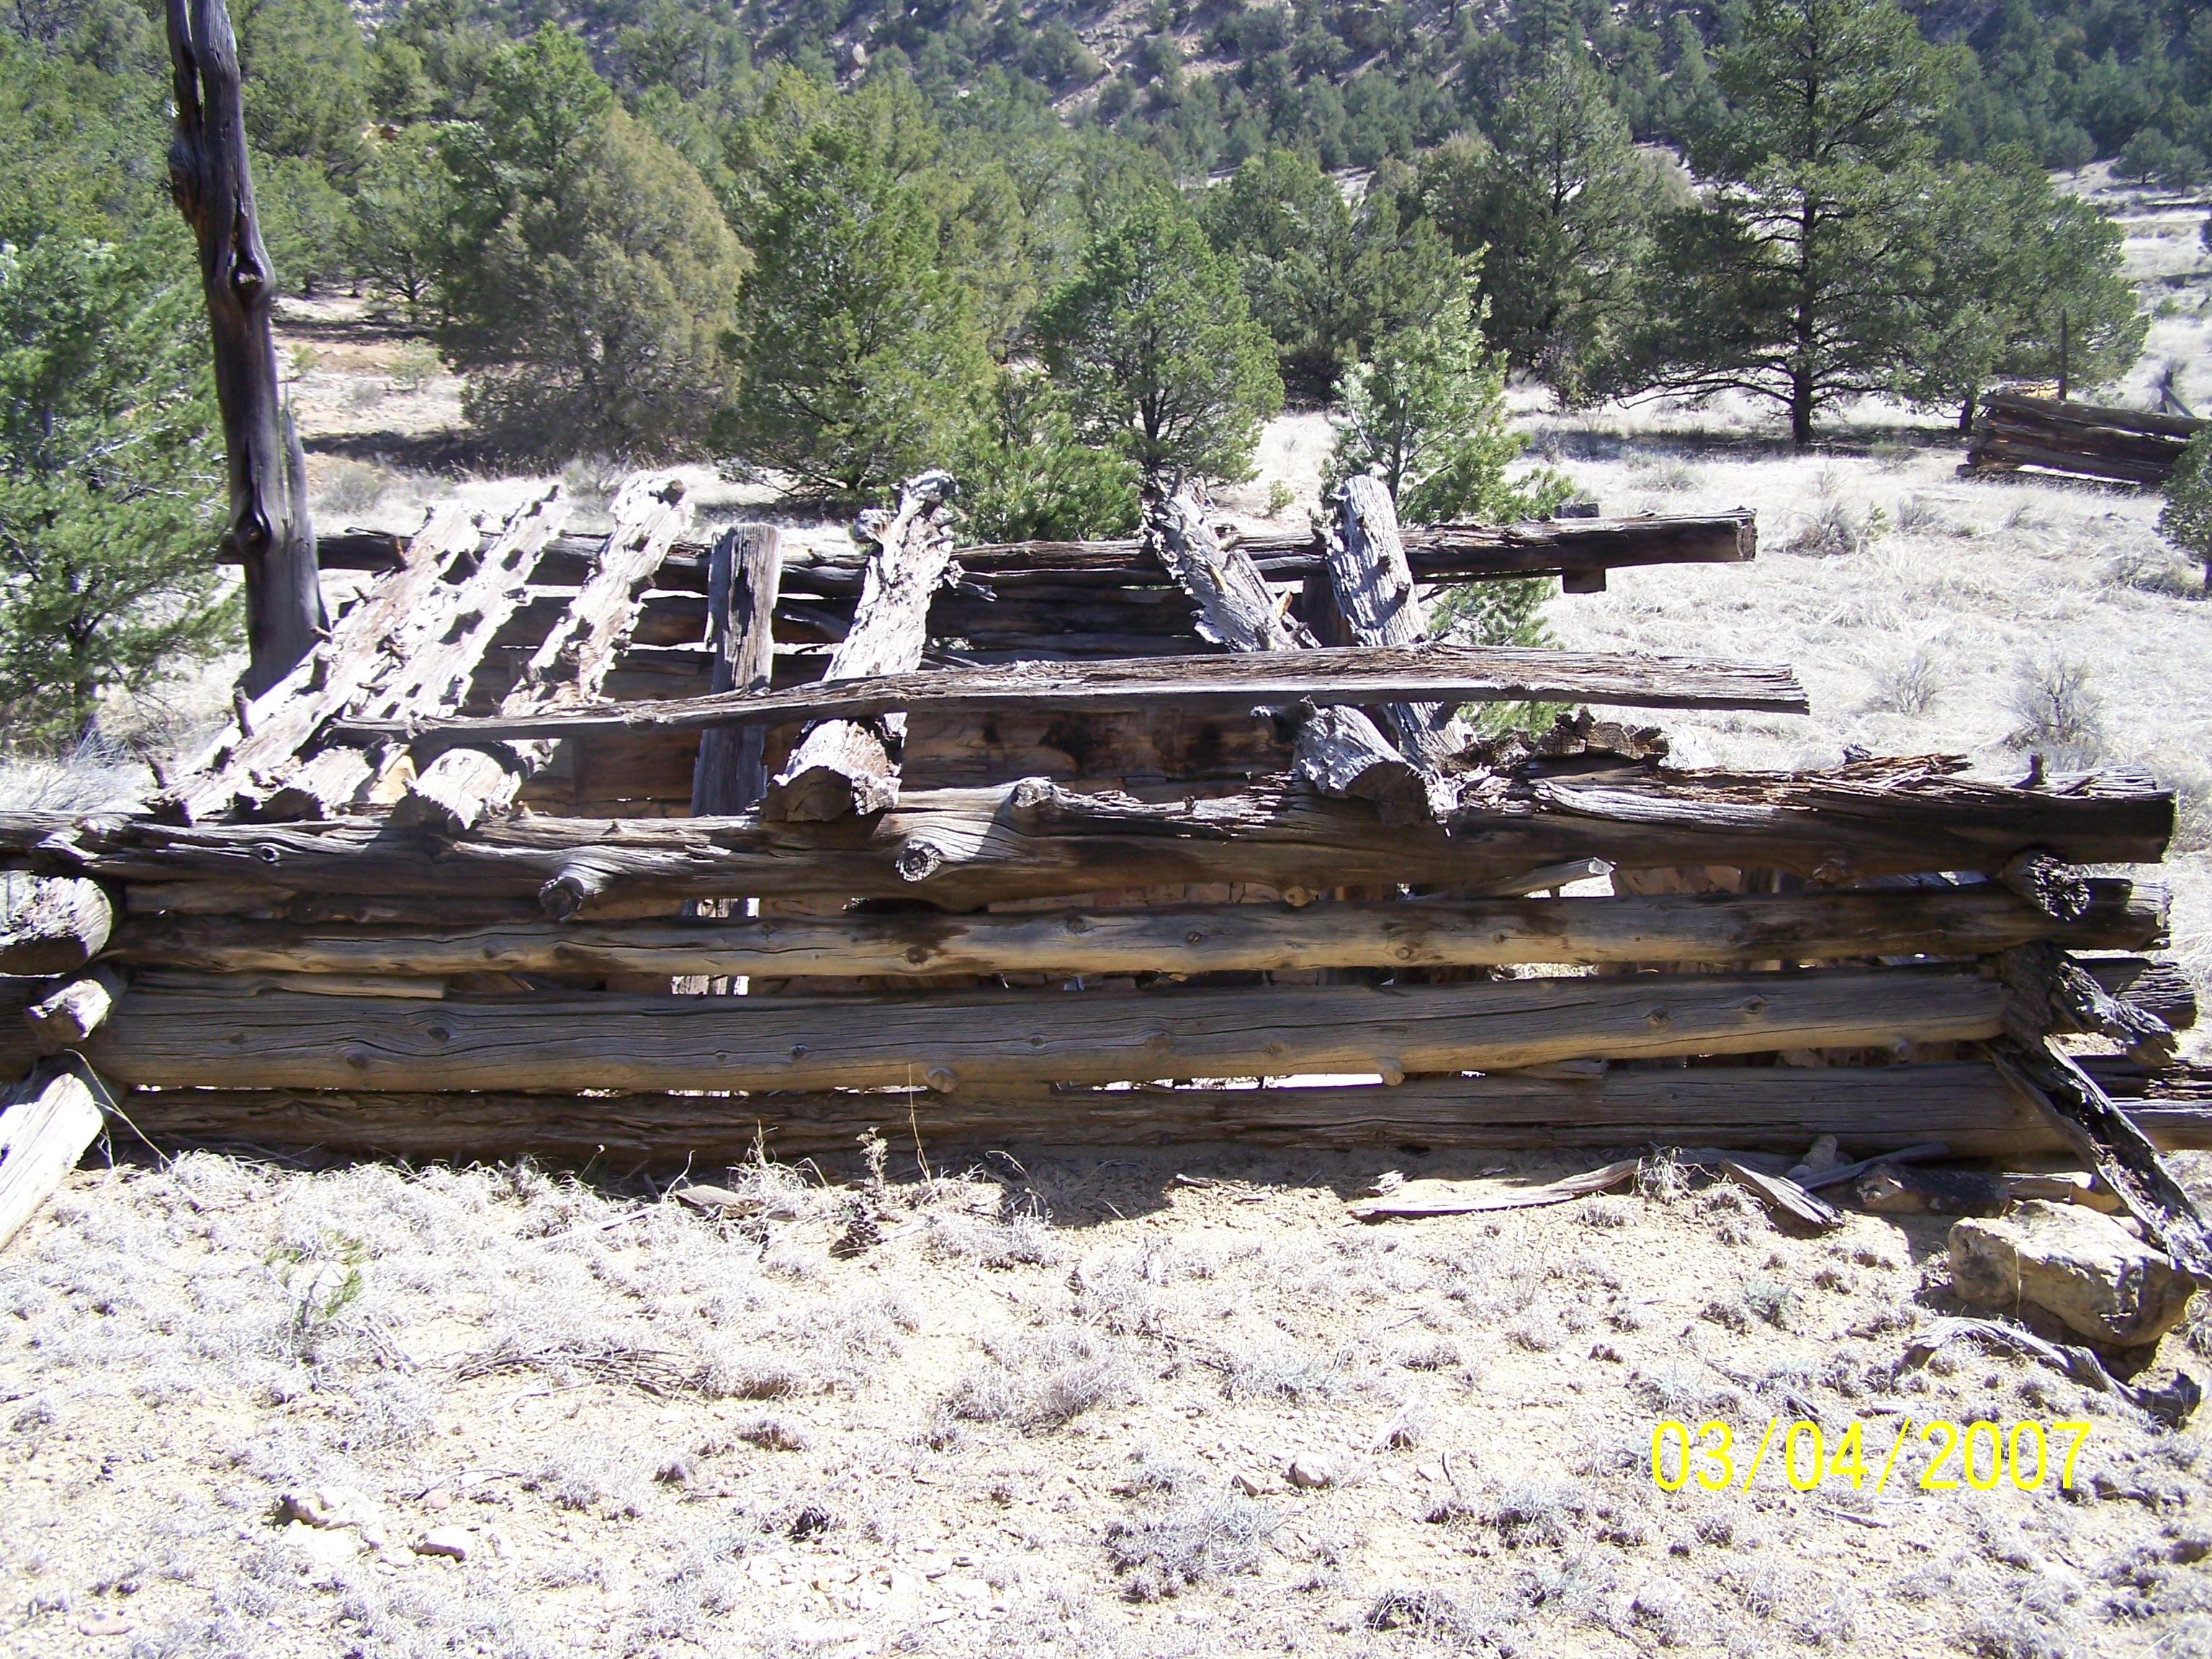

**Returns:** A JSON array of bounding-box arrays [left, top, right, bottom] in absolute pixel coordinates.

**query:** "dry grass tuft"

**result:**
[[2007, 653, 2105, 755], [1105, 1493, 1279, 1599]]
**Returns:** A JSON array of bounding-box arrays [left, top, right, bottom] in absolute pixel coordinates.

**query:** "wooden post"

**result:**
[[690, 526, 783, 817], [0, 1069, 105, 1254], [166, 0, 322, 697]]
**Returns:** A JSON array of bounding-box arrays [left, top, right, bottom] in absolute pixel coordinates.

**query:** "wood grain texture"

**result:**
[[396, 475, 691, 834], [82, 967, 2005, 1092], [1328, 476, 1472, 770], [690, 525, 781, 817], [0, 1070, 104, 1252], [343, 642, 1808, 749], [114, 1060, 2080, 1164], [764, 471, 958, 822], [4, 767, 2173, 914], [0, 878, 112, 976], [100, 883, 2166, 980]]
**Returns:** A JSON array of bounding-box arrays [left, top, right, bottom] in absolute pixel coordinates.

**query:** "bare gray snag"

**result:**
[[165, 0, 321, 696], [1327, 475, 1473, 770], [763, 471, 958, 822]]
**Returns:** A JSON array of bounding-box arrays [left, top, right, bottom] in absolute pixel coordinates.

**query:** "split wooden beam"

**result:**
[[81, 966, 2006, 1093], [0, 877, 112, 975], [3, 767, 2173, 916], [1327, 475, 1475, 770], [24, 968, 125, 1053], [689, 525, 783, 817], [167, 501, 493, 824], [395, 474, 691, 835], [1146, 486, 1430, 819], [108, 1059, 2090, 1164], [763, 471, 958, 822], [102, 883, 2167, 981], [0, 1068, 106, 1253], [336, 643, 1810, 750]]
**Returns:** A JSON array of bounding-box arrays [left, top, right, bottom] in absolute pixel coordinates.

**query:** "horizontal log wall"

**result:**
[[79, 968, 2006, 1092], [102, 886, 2164, 980], [115, 1060, 2170, 1163]]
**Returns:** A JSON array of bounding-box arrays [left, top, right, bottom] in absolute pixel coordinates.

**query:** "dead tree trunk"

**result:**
[[166, 0, 322, 697]]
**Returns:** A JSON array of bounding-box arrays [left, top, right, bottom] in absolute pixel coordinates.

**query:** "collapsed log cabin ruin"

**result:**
[[0, 467, 2206, 1274], [1966, 390, 2206, 488]]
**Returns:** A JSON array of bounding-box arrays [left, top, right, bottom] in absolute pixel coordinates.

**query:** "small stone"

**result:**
[[277, 1485, 372, 1529], [284, 1520, 361, 1567], [412, 1527, 473, 1562], [1950, 1201, 2198, 1346], [486, 1527, 516, 1561], [423, 1488, 453, 1513], [1287, 1455, 1336, 1490], [357, 1520, 390, 1550], [950, 1578, 992, 1601], [77, 1612, 133, 1638], [2172, 1536, 2212, 1565], [1232, 1470, 1268, 1496]]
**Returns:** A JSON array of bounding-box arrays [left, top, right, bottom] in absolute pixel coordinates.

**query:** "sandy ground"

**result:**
[[4, 184, 2211, 1659]]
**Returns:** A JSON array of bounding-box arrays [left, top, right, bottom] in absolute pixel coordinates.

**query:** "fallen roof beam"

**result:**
[[336, 643, 1809, 750]]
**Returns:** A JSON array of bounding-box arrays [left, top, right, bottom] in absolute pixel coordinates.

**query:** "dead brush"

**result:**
[[2007, 653, 2104, 755], [945, 1324, 1133, 1431], [452, 1334, 704, 1398], [1787, 481, 1887, 556], [1105, 1494, 1279, 1600], [1366, 1586, 1491, 1640]]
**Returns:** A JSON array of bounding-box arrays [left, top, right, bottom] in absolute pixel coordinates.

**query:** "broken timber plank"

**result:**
[[167, 501, 493, 823], [690, 525, 782, 817], [0, 876, 112, 975], [261, 486, 572, 820], [24, 967, 125, 1053], [396, 475, 690, 835], [1328, 475, 1473, 770], [83, 966, 2005, 1093], [341, 642, 1809, 749], [114, 1058, 2071, 1164], [1146, 485, 1428, 817], [762, 472, 958, 822], [1, 767, 2172, 914], [102, 884, 2165, 981], [0, 1069, 104, 1253]]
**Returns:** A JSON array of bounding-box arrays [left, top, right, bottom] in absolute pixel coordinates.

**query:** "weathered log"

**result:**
[[81, 967, 2004, 1093], [1, 765, 2173, 914], [1986, 1038, 2212, 1278], [0, 1069, 106, 1252], [2080, 958, 2195, 1031], [397, 476, 691, 835], [0, 877, 112, 975], [346, 642, 1810, 750], [114, 1059, 2074, 1164], [1328, 476, 1473, 769], [99, 884, 2163, 982], [24, 968, 127, 1053], [690, 525, 782, 818], [2000, 940, 2175, 1063], [168, 503, 492, 824], [1998, 850, 2094, 924], [763, 472, 958, 822], [165, 0, 320, 695]]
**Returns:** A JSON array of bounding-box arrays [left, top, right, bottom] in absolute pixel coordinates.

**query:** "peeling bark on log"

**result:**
[[1328, 476, 1473, 770], [690, 526, 782, 818], [0, 766, 2172, 914], [0, 1069, 105, 1253], [764, 472, 958, 822], [0, 878, 112, 975], [397, 475, 691, 835], [165, 0, 320, 696], [81, 967, 2005, 1093], [101, 884, 2165, 981], [114, 1059, 2074, 1164]]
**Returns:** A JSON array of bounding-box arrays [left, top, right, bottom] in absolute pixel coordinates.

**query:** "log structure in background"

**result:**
[[1966, 392, 2205, 487], [164, 0, 322, 696], [763, 472, 958, 821], [396, 475, 691, 835], [690, 525, 783, 817]]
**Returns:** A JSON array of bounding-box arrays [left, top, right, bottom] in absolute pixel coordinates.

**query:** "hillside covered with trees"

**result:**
[[0, 0, 2188, 738]]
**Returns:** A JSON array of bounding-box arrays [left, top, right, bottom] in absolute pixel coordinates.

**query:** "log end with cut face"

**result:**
[[763, 721, 898, 823]]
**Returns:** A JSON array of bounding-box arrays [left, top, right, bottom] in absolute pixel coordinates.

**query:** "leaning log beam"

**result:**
[[0, 1069, 106, 1252], [102, 884, 2167, 980], [82, 967, 2005, 1093], [117, 1058, 2084, 1164], [340, 642, 1809, 750], [1, 770, 2173, 915]]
